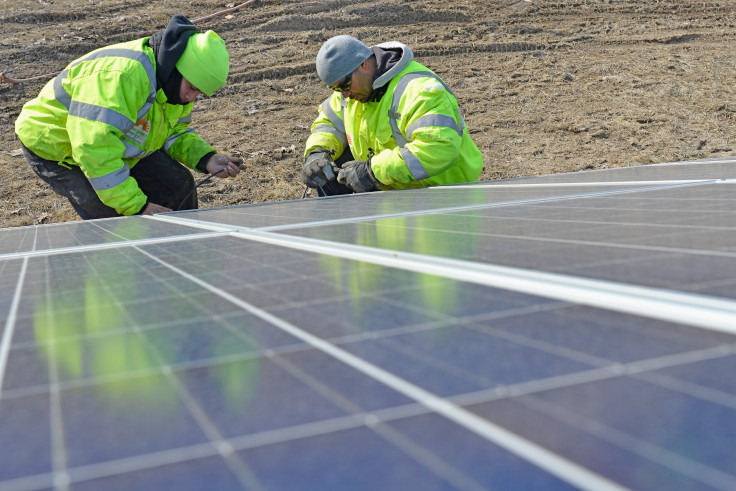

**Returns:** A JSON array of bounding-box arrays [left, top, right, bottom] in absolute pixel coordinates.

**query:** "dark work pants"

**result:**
[[21, 144, 197, 219], [317, 148, 354, 197]]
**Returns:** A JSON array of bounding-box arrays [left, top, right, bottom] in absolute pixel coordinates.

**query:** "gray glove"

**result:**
[[337, 160, 383, 193], [302, 150, 338, 188]]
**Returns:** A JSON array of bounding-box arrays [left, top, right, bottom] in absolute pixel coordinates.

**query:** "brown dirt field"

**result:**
[[1, 0, 735, 228]]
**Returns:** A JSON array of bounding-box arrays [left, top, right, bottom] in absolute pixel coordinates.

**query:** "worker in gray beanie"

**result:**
[[316, 35, 373, 87], [302, 34, 483, 196]]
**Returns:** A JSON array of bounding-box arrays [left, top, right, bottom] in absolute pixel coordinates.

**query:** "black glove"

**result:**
[[302, 150, 338, 188], [337, 160, 383, 193]]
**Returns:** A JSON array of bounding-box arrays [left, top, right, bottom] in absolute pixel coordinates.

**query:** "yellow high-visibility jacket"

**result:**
[[305, 42, 483, 189], [15, 37, 215, 215]]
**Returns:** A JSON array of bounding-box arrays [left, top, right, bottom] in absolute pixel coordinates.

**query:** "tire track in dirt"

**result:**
[[229, 42, 554, 85], [1, 0, 150, 25], [0, 0, 158, 74], [520, 1, 731, 17], [254, 6, 470, 33], [223, 0, 549, 83]]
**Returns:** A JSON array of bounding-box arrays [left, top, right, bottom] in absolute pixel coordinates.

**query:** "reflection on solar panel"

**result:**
[[2, 157, 736, 490]]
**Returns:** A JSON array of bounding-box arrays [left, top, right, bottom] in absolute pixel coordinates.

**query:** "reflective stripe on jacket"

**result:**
[[15, 38, 215, 215], [305, 52, 483, 189]]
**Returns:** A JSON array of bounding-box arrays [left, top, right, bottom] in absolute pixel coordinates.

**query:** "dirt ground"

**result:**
[[1, 0, 735, 228]]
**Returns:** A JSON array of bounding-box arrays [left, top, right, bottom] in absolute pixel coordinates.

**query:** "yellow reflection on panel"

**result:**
[[32, 224, 260, 413], [316, 200, 482, 323]]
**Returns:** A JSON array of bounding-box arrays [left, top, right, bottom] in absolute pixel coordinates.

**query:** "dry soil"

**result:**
[[1, 0, 735, 228]]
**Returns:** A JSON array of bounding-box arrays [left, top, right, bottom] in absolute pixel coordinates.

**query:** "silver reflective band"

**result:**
[[53, 70, 71, 109], [399, 147, 429, 181], [164, 129, 194, 152], [388, 71, 466, 181], [177, 114, 192, 125], [313, 124, 348, 149], [406, 114, 463, 140], [52, 47, 157, 124], [123, 140, 146, 159], [68, 100, 133, 132], [88, 164, 131, 190], [320, 98, 346, 135]]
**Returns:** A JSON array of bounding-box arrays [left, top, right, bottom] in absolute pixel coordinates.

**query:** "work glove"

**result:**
[[302, 149, 338, 188], [337, 160, 383, 193]]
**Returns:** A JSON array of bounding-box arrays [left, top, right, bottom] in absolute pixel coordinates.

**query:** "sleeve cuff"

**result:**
[[196, 152, 217, 173], [134, 199, 150, 215]]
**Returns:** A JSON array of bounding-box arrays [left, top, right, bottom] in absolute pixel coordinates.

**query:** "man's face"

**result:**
[[332, 60, 374, 102], [179, 77, 202, 104]]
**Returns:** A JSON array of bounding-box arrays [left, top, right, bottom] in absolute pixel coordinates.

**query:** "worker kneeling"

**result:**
[[15, 14, 242, 219], [303, 35, 483, 196]]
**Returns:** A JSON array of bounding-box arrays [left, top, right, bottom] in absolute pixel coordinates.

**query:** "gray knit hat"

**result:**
[[316, 35, 373, 86]]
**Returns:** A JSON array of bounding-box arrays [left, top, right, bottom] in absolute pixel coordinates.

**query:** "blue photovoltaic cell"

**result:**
[[0, 393, 52, 482], [468, 377, 736, 490], [71, 456, 244, 491], [0, 216, 218, 256], [1, 159, 736, 490]]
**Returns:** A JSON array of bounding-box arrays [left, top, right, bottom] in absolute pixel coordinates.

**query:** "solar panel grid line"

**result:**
[[467, 323, 619, 369], [634, 368, 736, 412], [0, 230, 231, 262], [514, 392, 736, 491], [374, 335, 493, 386], [452, 367, 632, 412], [449, 210, 736, 233], [254, 181, 718, 233], [3, 347, 728, 491], [631, 157, 736, 166], [0, 257, 29, 396], [78, 251, 263, 490], [361, 323, 736, 435], [6, 309, 250, 352], [134, 243, 628, 491], [50, 412, 371, 491], [507, 346, 734, 405], [251, 301, 574, 387], [0, 312, 608, 482], [4, 313, 732, 485], [7, 267, 559, 371], [186, 356, 734, 490], [150, 215, 736, 333], [0, 473, 51, 491], [490, 193, 736, 208], [360, 220, 736, 259], [442, 179, 730, 189], [0, 383, 47, 402], [14, 294, 712, 427], [268, 349, 488, 491], [43, 257, 70, 491], [0, 442, 220, 491], [4, 160, 736, 489], [0, 337, 315, 404]]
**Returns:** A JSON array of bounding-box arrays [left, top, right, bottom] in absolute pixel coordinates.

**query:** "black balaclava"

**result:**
[[148, 14, 199, 105]]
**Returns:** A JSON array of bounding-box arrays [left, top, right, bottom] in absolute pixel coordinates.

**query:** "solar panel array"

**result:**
[[2, 158, 736, 490]]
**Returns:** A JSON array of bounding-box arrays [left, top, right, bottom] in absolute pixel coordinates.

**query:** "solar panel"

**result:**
[[2, 158, 736, 490]]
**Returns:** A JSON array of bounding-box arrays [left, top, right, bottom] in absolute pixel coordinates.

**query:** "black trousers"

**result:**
[[22, 144, 197, 219]]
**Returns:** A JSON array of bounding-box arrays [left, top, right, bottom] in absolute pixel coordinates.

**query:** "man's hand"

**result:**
[[205, 154, 244, 179], [141, 202, 173, 215], [302, 149, 338, 188], [337, 160, 382, 193]]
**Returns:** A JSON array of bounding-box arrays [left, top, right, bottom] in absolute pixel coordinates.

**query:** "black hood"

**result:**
[[149, 14, 199, 104], [367, 46, 402, 102]]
